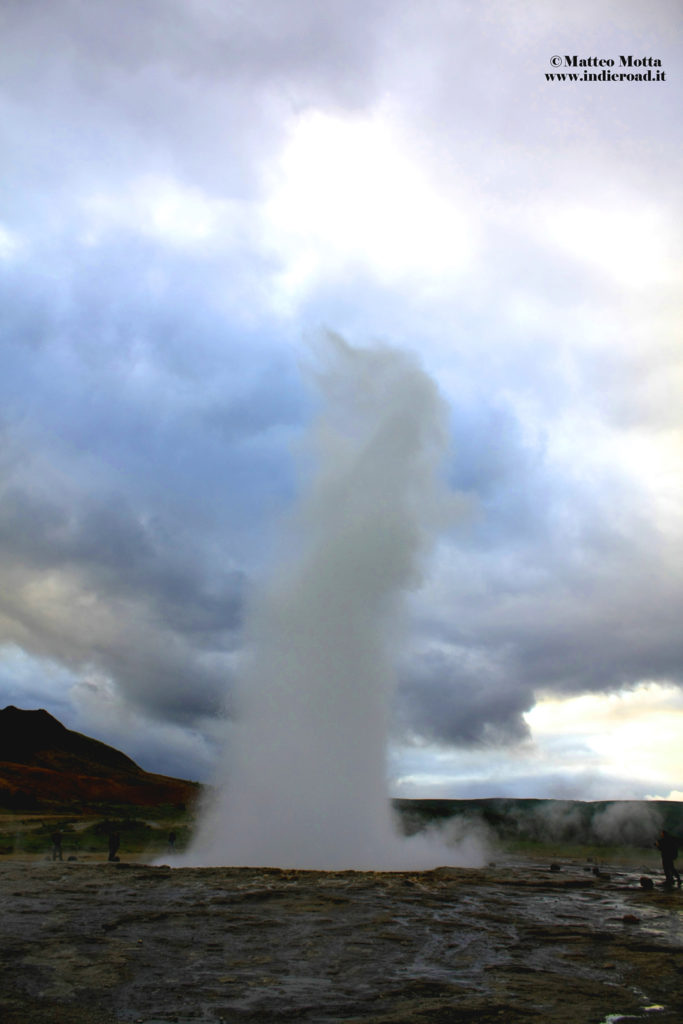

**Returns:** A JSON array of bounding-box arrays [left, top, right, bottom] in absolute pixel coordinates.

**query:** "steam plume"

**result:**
[[186, 334, 471, 868]]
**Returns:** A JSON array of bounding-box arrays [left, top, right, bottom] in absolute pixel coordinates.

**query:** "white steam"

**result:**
[[185, 334, 481, 869], [591, 801, 664, 847]]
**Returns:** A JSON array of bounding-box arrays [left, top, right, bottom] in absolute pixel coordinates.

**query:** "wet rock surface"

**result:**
[[1, 858, 682, 1023]]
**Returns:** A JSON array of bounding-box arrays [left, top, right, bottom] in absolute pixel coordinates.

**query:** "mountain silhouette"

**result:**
[[0, 705, 199, 810]]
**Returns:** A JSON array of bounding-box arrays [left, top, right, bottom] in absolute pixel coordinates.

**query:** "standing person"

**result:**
[[107, 831, 120, 862], [51, 831, 63, 861], [655, 830, 681, 887], [167, 831, 176, 854]]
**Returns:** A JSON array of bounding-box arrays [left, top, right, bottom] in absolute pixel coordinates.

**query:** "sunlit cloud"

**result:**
[[0, 223, 23, 261], [610, 428, 683, 520], [80, 176, 242, 248], [525, 683, 683, 791], [391, 682, 683, 800], [537, 198, 680, 290], [261, 108, 478, 303]]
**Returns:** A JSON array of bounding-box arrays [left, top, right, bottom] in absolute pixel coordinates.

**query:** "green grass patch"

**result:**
[[0, 808, 197, 857], [500, 837, 661, 869]]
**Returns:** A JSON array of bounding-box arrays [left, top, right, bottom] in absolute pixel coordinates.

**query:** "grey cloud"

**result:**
[[0, 485, 244, 718], [390, 0, 682, 199], [581, 346, 683, 432], [1, 0, 390, 94], [0, 229, 303, 519], [0, 0, 394, 210], [0, 211, 307, 740], [401, 529, 683, 748], [3, 0, 680, 219], [460, 483, 683, 698], [391, 376, 683, 750], [413, 770, 672, 803], [396, 646, 533, 747]]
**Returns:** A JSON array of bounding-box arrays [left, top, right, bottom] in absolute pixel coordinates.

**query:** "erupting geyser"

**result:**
[[186, 334, 468, 869]]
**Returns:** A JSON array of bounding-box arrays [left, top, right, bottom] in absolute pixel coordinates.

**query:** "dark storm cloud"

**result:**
[[0, 488, 244, 638], [0, 482, 245, 716], [461, 466, 683, 701], [397, 647, 534, 747]]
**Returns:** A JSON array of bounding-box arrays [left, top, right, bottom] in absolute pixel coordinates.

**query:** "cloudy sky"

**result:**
[[1, 0, 682, 802]]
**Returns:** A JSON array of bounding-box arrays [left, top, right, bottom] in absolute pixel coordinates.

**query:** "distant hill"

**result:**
[[392, 796, 683, 848], [0, 706, 200, 811]]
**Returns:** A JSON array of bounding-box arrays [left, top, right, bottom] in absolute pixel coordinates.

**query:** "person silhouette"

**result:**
[[107, 831, 120, 862], [655, 829, 681, 887]]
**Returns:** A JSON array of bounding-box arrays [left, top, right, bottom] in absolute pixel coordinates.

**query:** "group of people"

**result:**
[[49, 829, 178, 861], [50, 830, 119, 861]]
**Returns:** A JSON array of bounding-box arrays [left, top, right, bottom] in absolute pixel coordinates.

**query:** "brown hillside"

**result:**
[[0, 706, 200, 810]]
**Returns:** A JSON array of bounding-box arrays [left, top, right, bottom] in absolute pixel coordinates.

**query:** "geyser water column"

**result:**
[[189, 334, 449, 869]]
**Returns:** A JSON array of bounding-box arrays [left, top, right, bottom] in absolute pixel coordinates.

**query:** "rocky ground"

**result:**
[[1, 855, 682, 1024]]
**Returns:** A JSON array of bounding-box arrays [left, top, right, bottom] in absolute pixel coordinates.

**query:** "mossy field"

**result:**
[[0, 806, 195, 860], [0, 805, 668, 872]]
